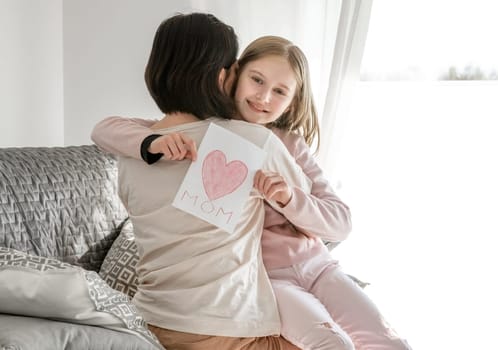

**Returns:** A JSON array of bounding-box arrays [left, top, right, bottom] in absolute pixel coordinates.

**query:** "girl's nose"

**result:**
[[256, 89, 271, 103]]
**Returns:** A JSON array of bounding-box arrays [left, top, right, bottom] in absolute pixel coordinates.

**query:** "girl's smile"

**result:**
[[247, 99, 269, 113]]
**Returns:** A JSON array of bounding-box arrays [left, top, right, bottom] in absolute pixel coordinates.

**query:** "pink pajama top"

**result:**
[[261, 128, 352, 271], [91, 117, 352, 272]]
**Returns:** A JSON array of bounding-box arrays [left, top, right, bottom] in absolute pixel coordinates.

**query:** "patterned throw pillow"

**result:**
[[99, 219, 140, 298], [0, 247, 162, 349]]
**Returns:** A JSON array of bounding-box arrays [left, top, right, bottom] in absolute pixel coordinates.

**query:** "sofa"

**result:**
[[0, 145, 162, 350], [0, 144, 367, 350]]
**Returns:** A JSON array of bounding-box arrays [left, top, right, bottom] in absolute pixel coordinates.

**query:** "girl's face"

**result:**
[[234, 55, 297, 125]]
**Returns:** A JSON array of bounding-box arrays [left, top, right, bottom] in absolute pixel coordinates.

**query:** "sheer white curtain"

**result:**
[[188, 0, 372, 176], [317, 0, 373, 178]]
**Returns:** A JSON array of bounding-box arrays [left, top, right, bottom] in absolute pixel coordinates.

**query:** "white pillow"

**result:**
[[0, 247, 162, 349]]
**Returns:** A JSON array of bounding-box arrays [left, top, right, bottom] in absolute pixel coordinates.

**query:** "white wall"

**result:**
[[63, 0, 193, 146], [0, 0, 63, 147]]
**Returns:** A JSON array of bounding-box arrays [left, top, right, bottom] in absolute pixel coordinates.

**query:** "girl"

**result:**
[[92, 36, 411, 350]]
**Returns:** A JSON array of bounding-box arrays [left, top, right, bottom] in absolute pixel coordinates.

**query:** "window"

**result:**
[[332, 2, 498, 349], [361, 1, 498, 82]]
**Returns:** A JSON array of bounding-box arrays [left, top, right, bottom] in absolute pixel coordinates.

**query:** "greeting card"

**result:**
[[173, 123, 266, 233]]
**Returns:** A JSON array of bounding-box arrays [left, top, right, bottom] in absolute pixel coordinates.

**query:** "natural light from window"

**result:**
[[332, 1, 498, 349], [360, 0, 498, 81]]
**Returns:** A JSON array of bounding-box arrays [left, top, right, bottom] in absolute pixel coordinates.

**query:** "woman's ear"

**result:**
[[218, 68, 227, 91], [223, 61, 239, 96]]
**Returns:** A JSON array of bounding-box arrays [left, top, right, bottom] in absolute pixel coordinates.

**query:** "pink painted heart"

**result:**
[[202, 150, 248, 201]]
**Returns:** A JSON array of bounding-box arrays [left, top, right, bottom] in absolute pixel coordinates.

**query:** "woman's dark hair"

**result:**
[[144, 13, 238, 120]]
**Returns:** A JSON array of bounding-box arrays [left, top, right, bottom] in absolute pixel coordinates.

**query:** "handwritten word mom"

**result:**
[[180, 190, 233, 224]]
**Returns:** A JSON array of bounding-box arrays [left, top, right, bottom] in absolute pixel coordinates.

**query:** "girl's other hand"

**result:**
[[149, 132, 198, 161], [253, 170, 292, 207]]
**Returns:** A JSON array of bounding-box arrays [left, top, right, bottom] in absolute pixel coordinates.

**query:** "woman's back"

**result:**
[[118, 118, 311, 337]]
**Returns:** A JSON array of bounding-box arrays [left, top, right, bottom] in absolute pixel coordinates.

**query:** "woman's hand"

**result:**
[[149, 132, 198, 161], [253, 170, 292, 207]]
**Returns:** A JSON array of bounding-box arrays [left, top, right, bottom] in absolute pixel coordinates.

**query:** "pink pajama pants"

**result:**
[[267, 253, 412, 350]]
